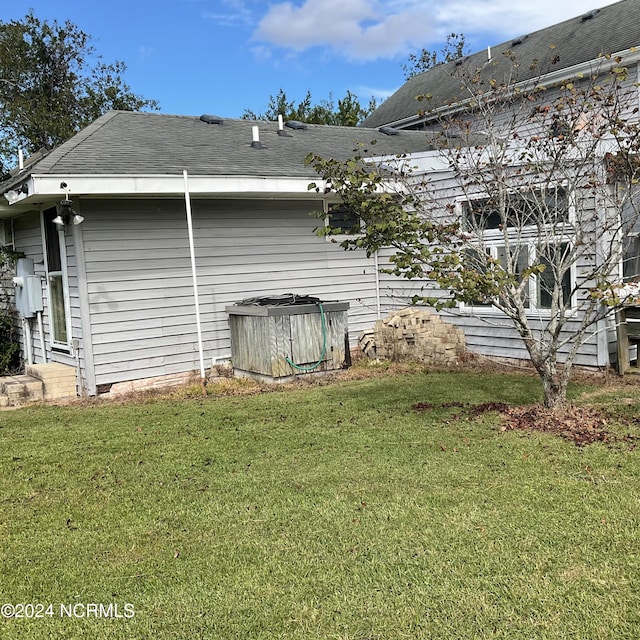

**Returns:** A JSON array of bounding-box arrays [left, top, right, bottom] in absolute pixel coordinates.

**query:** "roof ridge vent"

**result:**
[[285, 120, 307, 131], [580, 8, 600, 22], [511, 34, 529, 47], [200, 114, 224, 125]]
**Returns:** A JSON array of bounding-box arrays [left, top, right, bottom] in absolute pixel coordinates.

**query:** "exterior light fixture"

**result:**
[[3, 183, 29, 204], [55, 196, 85, 227]]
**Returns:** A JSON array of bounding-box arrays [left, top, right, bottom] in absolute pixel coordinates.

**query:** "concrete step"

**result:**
[[26, 364, 76, 401], [0, 374, 45, 407]]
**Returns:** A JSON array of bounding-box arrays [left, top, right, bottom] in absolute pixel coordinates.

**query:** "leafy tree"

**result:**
[[402, 32, 468, 79], [0, 11, 158, 173], [242, 89, 377, 126], [307, 53, 640, 409], [0, 247, 20, 374]]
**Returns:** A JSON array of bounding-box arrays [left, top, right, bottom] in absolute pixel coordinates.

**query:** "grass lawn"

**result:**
[[0, 367, 639, 639]]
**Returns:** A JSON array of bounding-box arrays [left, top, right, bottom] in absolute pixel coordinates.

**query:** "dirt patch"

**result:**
[[413, 401, 640, 447]]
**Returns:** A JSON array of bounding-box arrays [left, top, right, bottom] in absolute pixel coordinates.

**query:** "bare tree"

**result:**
[[307, 53, 640, 408]]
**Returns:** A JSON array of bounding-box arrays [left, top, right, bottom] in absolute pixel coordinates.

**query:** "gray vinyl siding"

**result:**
[[11, 210, 85, 389], [376, 267, 603, 367], [11, 212, 45, 365], [80, 198, 381, 387], [373, 173, 612, 368]]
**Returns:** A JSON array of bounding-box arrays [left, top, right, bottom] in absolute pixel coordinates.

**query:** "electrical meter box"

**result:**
[[13, 258, 43, 319]]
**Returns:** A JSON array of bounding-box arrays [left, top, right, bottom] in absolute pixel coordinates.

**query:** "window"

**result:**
[[536, 243, 571, 309], [326, 203, 360, 235], [460, 189, 573, 312], [43, 208, 70, 348], [618, 182, 640, 282], [497, 245, 531, 308], [623, 235, 640, 281], [463, 241, 571, 311], [463, 187, 568, 231]]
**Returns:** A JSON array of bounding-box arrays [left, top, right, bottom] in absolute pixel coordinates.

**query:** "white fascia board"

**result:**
[[29, 174, 319, 198]]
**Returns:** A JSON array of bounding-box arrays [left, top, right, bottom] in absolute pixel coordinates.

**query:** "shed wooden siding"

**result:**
[[80, 198, 382, 387]]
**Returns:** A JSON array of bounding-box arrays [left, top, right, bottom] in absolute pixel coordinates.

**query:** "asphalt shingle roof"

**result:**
[[3, 111, 434, 188], [362, 0, 640, 128]]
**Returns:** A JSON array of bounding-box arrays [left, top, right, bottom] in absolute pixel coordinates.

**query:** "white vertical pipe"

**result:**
[[23, 318, 33, 365], [374, 250, 382, 319], [183, 170, 206, 381], [37, 311, 47, 363], [18, 149, 24, 171]]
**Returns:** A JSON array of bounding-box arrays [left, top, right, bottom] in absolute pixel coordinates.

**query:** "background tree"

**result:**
[[307, 53, 640, 409], [0, 11, 158, 173], [402, 32, 468, 79], [242, 89, 377, 126]]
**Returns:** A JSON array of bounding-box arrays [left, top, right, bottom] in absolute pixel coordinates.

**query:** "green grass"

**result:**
[[0, 369, 639, 639]]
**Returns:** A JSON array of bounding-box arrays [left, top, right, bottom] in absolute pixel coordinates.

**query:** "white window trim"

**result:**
[[455, 192, 577, 315], [41, 211, 72, 352]]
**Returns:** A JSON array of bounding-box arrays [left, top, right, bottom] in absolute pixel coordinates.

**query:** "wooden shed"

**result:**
[[226, 297, 349, 382]]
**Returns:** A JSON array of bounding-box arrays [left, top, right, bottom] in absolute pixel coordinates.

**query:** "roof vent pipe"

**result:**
[[251, 125, 264, 149], [277, 114, 291, 137], [18, 149, 24, 171]]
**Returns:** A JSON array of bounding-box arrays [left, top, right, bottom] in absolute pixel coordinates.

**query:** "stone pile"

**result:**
[[359, 308, 466, 365]]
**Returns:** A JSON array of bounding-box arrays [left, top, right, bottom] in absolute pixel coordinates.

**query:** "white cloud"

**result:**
[[356, 84, 399, 101], [253, 0, 435, 60], [433, 0, 619, 37], [204, 0, 256, 27], [252, 0, 622, 61], [138, 45, 155, 59]]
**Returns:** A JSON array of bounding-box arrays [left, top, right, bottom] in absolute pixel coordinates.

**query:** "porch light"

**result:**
[[3, 183, 28, 204], [55, 197, 84, 226]]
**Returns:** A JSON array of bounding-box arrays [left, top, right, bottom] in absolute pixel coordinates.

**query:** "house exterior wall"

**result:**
[[11, 211, 87, 391], [78, 197, 384, 389], [7, 163, 620, 393], [373, 160, 610, 369]]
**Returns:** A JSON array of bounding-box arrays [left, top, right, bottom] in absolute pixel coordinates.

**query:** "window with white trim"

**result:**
[[621, 187, 640, 282], [460, 188, 573, 312], [43, 208, 71, 349], [623, 234, 640, 281]]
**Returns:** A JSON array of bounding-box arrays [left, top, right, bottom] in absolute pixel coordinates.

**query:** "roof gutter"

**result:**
[[0, 173, 322, 218]]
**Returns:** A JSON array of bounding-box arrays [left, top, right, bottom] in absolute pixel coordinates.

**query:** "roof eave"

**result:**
[[386, 46, 640, 130], [0, 173, 326, 218]]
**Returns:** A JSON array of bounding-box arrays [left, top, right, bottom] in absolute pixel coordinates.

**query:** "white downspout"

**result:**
[[374, 250, 382, 319], [183, 170, 207, 384], [37, 311, 47, 363], [23, 318, 33, 365]]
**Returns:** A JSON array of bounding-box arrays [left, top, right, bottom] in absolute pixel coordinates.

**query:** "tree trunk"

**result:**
[[539, 367, 570, 409]]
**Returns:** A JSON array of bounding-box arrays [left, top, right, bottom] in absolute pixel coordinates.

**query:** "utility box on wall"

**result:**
[[226, 295, 349, 383]]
